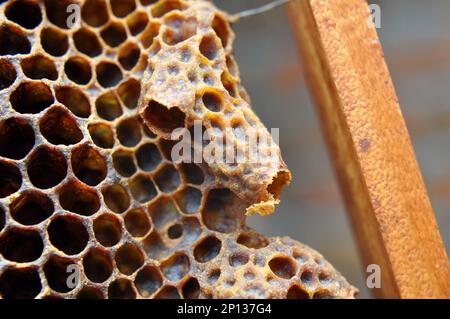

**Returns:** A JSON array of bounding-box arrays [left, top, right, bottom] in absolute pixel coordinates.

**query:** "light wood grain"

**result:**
[[287, 0, 450, 298]]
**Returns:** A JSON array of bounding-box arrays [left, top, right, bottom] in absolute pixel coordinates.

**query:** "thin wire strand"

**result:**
[[229, 0, 293, 23]]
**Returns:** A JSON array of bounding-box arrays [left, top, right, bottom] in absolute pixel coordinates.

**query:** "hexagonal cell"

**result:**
[[40, 27, 68, 56], [180, 163, 204, 185], [194, 236, 221, 263], [88, 123, 115, 149], [101, 22, 127, 48], [300, 269, 314, 286], [81, 0, 109, 27], [96, 61, 123, 88], [27, 146, 67, 189], [202, 90, 223, 113], [108, 278, 136, 299], [118, 78, 141, 109], [127, 11, 149, 36], [162, 13, 197, 46], [221, 71, 238, 98], [199, 34, 220, 61], [207, 269, 221, 285], [10, 190, 53, 225], [0, 59, 17, 90], [229, 252, 249, 267], [59, 180, 100, 216], [55, 86, 91, 118], [95, 91, 123, 121], [268, 256, 296, 279], [0, 267, 41, 299], [111, 0, 136, 18], [175, 187, 202, 214], [153, 285, 180, 299], [21, 55, 58, 80], [44, 0, 77, 29], [0, 160, 21, 198], [93, 213, 122, 247], [73, 28, 103, 57], [115, 243, 145, 275], [142, 231, 168, 260], [154, 164, 180, 193], [48, 215, 89, 255], [83, 247, 114, 283], [179, 217, 201, 244], [125, 208, 151, 238], [182, 277, 200, 299], [119, 42, 140, 71], [143, 101, 186, 136], [237, 232, 269, 249], [161, 253, 190, 282], [77, 286, 105, 299], [135, 143, 161, 172], [43, 255, 77, 293], [0, 117, 35, 160], [148, 197, 179, 229], [129, 174, 157, 203], [135, 265, 163, 298], [212, 13, 230, 48], [140, 21, 160, 49], [117, 117, 142, 147], [201, 188, 241, 233], [39, 106, 83, 146], [10, 81, 54, 114], [0, 228, 43, 262], [102, 184, 130, 214], [0, 24, 31, 55], [64, 56, 92, 85], [113, 149, 136, 177], [5, 0, 42, 29], [71, 144, 107, 186], [151, 0, 185, 18]]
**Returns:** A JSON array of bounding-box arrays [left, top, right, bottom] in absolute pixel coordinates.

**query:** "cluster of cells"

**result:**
[[0, 0, 357, 299]]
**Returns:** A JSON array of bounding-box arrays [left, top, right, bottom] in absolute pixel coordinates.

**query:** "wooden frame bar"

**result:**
[[287, 0, 450, 298]]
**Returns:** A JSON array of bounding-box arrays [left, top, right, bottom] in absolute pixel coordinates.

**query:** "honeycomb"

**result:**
[[0, 0, 357, 299]]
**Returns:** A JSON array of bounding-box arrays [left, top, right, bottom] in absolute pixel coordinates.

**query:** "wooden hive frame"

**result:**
[[287, 0, 450, 298]]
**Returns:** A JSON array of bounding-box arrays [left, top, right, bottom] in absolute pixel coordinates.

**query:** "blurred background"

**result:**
[[214, 0, 450, 298]]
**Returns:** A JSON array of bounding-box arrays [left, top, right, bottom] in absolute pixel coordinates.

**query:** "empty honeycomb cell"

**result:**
[[21, 55, 58, 80], [202, 90, 223, 113], [40, 27, 69, 57], [0, 267, 42, 299], [27, 146, 67, 189], [318, 271, 331, 285], [10, 190, 53, 225], [0, 228, 43, 262], [154, 164, 180, 193], [119, 42, 141, 71], [136, 143, 161, 172], [73, 28, 103, 57], [0, 24, 31, 55], [71, 144, 107, 186], [194, 236, 221, 263], [293, 249, 308, 264], [88, 123, 115, 149], [118, 78, 141, 109], [77, 286, 105, 299], [127, 11, 149, 36], [102, 184, 130, 213], [93, 213, 122, 247], [5, 0, 42, 29], [55, 86, 91, 118], [237, 232, 269, 249], [207, 269, 220, 285], [101, 22, 127, 48], [59, 181, 100, 216], [135, 265, 162, 298], [229, 252, 249, 267], [313, 289, 332, 299], [142, 101, 186, 135], [108, 278, 136, 299], [39, 106, 83, 146], [140, 21, 160, 49], [300, 269, 314, 286], [199, 34, 219, 61], [96, 61, 123, 88], [212, 14, 230, 49], [161, 253, 190, 282], [124, 208, 151, 237], [0, 59, 17, 90], [180, 217, 201, 244], [82, 0, 109, 27], [95, 91, 123, 121], [113, 149, 137, 177], [111, 0, 136, 18], [244, 271, 255, 281], [225, 55, 238, 77], [202, 188, 241, 233], [148, 197, 179, 228], [10, 81, 54, 114], [43, 255, 77, 293], [175, 187, 202, 214], [115, 243, 145, 275], [48, 215, 89, 255], [268, 256, 296, 280], [151, 0, 185, 18], [162, 13, 197, 46], [128, 174, 157, 203], [167, 223, 182, 239], [143, 231, 168, 260], [83, 247, 114, 283], [180, 163, 204, 185], [221, 71, 237, 98], [154, 285, 180, 299], [0, 117, 35, 160], [0, 160, 22, 198], [44, 0, 76, 29], [182, 277, 200, 299], [64, 56, 92, 85], [117, 117, 142, 147]]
